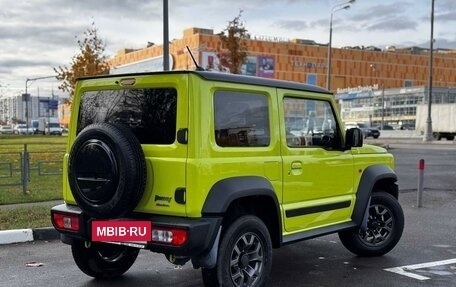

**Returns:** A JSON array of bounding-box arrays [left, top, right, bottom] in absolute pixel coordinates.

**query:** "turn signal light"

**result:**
[[52, 213, 80, 232]]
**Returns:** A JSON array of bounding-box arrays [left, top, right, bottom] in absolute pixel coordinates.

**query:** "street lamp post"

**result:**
[[381, 83, 385, 130], [424, 0, 435, 142], [326, 0, 355, 92], [24, 75, 57, 131], [163, 0, 170, 71]]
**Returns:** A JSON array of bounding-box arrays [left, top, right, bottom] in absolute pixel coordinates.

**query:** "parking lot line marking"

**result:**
[[384, 267, 430, 280], [384, 258, 456, 281]]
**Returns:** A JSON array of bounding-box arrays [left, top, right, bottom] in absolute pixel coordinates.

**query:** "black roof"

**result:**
[[195, 71, 329, 94], [78, 70, 330, 94]]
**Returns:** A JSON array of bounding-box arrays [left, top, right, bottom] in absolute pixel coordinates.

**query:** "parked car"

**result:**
[[381, 125, 394, 130], [0, 125, 14, 134], [400, 123, 415, 130], [345, 122, 380, 139], [14, 124, 34, 134]]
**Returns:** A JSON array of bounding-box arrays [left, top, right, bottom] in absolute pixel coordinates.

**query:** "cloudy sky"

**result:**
[[0, 0, 455, 96]]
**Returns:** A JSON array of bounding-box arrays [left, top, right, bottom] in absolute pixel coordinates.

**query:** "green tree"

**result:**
[[217, 10, 248, 74], [54, 23, 110, 103]]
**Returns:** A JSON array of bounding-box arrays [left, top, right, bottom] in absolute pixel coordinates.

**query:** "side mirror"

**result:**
[[345, 128, 363, 149]]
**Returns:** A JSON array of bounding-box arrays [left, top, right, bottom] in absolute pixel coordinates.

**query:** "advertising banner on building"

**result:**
[[201, 52, 229, 72], [257, 56, 275, 78], [200, 53, 275, 78], [240, 56, 257, 76]]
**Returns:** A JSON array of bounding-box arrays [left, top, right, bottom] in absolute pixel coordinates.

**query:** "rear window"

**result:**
[[78, 88, 177, 144]]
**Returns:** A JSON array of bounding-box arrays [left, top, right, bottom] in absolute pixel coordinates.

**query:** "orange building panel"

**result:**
[[108, 27, 456, 93]]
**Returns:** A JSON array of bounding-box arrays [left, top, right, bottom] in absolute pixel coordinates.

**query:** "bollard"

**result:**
[[417, 159, 425, 207], [21, 144, 30, 195]]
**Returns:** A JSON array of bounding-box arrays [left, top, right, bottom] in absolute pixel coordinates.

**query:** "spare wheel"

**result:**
[[68, 122, 147, 218]]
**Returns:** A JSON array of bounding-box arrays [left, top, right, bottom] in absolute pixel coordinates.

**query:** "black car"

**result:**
[[345, 122, 380, 139]]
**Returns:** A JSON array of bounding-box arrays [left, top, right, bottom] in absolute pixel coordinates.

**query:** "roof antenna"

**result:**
[[186, 46, 204, 71]]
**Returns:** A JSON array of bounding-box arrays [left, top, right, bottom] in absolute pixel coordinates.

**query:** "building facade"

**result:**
[[109, 27, 456, 93], [107, 27, 456, 128]]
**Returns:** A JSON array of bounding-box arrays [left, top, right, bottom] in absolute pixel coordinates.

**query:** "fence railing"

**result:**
[[0, 144, 65, 194]]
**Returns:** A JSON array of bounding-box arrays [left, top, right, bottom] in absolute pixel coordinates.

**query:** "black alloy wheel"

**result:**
[[338, 191, 404, 257], [202, 215, 272, 287]]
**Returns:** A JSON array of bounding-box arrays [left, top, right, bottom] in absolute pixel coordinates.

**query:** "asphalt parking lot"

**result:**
[[0, 141, 455, 286], [1, 188, 455, 287]]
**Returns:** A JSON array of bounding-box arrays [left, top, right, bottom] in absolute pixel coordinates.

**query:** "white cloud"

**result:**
[[0, 0, 454, 92]]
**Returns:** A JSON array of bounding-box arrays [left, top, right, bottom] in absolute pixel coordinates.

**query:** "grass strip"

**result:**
[[0, 205, 53, 230]]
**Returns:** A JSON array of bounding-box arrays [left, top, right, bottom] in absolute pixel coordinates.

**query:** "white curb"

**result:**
[[0, 229, 34, 245]]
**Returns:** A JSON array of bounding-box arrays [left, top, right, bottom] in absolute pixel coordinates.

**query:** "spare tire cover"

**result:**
[[68, 122, 147, 218]]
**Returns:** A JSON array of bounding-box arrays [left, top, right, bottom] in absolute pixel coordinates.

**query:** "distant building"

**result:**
[[106, 27, 456, 127], [108, 27, 456, 93], [0, 94, 60, 125], [336, 86, 456, 128]]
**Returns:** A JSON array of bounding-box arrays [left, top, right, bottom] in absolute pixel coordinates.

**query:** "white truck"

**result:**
[[416, 103, 456, 140], [32, 118, 46, 134], [46, 117, 63, 135], [32, 118, 63, 135]]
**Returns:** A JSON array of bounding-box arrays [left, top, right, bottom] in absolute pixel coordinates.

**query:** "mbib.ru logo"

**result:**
[[92, 221, 151, 242]]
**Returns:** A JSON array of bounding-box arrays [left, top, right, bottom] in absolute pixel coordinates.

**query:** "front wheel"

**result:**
[[202, 215, 272, 287], [339, 191, 404, 257], [71, 240, 140, 278]]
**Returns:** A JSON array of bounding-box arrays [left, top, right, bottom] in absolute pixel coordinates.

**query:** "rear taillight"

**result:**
[[52, 213, 80, 232], [152, 227, 187, 246]]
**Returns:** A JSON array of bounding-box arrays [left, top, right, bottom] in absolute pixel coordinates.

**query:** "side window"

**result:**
[[214, 91, 270, 147], [284, 97, 339, 149]]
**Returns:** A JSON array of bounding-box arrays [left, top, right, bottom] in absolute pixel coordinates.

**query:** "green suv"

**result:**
[[51, 71, 404, 287]]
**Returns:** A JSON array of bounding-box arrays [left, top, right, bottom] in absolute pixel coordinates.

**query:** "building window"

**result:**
[[404, 80, 413, 87], [307, 74, 317, 85]]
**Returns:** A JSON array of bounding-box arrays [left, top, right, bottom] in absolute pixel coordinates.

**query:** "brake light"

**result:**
[[52, 213, 80, 232], [152, 227, 187, 246]]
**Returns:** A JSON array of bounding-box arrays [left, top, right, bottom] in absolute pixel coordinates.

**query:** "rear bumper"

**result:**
[[51, 204, 222, 257]]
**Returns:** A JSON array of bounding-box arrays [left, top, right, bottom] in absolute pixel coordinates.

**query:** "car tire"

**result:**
[[68, 122, 147, 218], [201, 215, 272, 287], [338, 191, 404, 257], [71, 240, 140, 278]]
